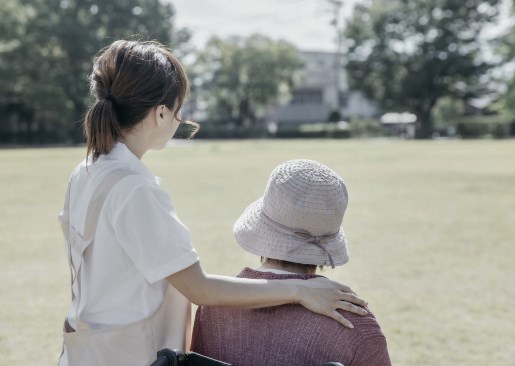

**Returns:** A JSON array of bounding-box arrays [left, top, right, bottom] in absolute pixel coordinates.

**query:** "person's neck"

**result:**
[[258, 262, 315, 275], [119, 133, 148, 160]]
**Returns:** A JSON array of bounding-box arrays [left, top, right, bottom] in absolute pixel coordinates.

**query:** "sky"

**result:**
[[172, 0, 513, 53], [172, 0, 358, 52]]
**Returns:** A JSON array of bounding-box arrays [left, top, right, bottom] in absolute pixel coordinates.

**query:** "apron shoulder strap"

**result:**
[[82, 169, 135, 243], [63, 168, 136, 330]]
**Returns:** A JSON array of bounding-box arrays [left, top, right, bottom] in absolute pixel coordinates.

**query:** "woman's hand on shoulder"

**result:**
[[293, 277, 368, 329]]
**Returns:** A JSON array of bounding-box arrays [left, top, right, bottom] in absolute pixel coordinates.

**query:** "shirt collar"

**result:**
[[101, 142, 159, 184]]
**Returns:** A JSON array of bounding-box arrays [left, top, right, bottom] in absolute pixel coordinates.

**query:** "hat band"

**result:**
[[260, 212, 337, 268]]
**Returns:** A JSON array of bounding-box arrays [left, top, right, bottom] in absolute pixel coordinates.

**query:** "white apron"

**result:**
[[58, 169, 191, 366]]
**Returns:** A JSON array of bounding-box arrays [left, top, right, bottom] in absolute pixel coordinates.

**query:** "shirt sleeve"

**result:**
[[112, 181, 199, 283]]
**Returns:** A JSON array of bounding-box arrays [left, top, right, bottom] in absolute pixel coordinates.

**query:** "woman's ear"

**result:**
[[155, 105, 166, 126]]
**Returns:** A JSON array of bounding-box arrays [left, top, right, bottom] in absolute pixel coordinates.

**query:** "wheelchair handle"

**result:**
[[149, 349, 187, 366]]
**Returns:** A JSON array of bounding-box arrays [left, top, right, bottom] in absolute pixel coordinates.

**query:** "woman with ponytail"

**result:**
[[58, 40, 367, 366]]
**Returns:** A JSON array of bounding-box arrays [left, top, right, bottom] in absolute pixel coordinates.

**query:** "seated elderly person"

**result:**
[[191, 159, 391, 366]]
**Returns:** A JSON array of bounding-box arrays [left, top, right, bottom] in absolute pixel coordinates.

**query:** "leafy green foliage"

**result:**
[[0, 0, 188, 143], [456, 114, 512, 138], [348, 118, 384, 137], [431, 96, 465, 128], [193, 35, 302, 126], [345, 0, 502, 137]]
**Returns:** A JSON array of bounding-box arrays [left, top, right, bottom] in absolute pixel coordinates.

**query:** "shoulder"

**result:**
[[281, 306, 386, 346], [343, 309, 391, 365], [107, 175, 173, 217], [83, 157, 166, 201], [338, 308, 386, 340], [70, 159, 170, 216]]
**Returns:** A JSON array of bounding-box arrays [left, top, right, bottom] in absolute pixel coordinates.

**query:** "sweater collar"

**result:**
[[238, 267, 321, 280]]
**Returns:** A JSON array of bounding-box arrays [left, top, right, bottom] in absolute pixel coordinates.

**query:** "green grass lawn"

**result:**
[[0, 139, 514, 366]]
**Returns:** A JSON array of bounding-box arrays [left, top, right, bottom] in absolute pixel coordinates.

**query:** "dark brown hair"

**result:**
[[84, 39, 194, 161], [260, 257, 322, 274]]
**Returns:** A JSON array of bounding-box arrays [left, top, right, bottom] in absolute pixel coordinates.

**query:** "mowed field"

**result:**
[[0, 139, 514, 366]]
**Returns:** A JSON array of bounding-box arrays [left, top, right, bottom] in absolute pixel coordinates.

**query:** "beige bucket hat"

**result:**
[[233, 159, 349, 268]]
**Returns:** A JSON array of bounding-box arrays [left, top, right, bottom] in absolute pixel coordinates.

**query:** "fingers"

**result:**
[[330, 297, 368, 328], [300, 277, 369, 327], [338, 284, 355, 294], [330, 311, 355, 329], [340, 291, 368, 308], [338, 300, 368, 316]]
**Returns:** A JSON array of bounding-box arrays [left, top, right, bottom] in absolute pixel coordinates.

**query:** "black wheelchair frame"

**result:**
[[150, 348, 344, 366]]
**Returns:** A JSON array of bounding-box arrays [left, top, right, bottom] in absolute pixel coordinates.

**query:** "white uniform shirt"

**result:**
[[63, 142, 199, 329]]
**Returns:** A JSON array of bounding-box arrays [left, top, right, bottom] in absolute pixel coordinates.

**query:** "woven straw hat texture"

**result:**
[[233, 159, 349, 266]]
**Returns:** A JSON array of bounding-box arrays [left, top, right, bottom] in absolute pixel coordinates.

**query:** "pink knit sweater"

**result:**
[[191, 268, 392, 366]]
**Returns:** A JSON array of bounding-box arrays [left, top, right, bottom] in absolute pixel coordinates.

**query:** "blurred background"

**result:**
[[1, 1, 514, 366], [1, 0, 515, 142]]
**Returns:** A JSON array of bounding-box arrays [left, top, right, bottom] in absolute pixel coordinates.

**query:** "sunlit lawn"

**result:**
[[0, 139, 514, 366]]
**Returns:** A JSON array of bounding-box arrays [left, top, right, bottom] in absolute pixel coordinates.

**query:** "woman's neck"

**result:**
[[119, 133, 148, 159]]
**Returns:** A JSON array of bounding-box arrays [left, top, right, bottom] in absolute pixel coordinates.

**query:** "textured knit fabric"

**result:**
[[191, 268, 391, 366]]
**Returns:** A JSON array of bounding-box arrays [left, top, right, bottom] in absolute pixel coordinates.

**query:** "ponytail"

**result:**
[[83, 40, 192, 161], [84, 97, 122, 162]]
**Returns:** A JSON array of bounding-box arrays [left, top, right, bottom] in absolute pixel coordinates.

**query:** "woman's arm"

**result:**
[[167, 262, 367, 329]]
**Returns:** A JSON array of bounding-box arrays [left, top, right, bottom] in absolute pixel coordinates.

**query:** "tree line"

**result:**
[[0, 0, 187, 144], [0, 0, 513, 143]]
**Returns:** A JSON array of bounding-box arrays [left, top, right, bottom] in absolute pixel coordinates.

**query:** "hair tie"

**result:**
[[104, 93, 118, 105]]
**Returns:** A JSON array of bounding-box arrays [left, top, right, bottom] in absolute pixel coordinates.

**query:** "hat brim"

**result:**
[[233, 198, 349, 267]]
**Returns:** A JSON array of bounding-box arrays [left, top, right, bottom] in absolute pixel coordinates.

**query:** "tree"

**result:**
[[493, 0, 515, 118], [344, 0, 503, 138], [193, 35, 302, 126], [0, 0, 190, 144]]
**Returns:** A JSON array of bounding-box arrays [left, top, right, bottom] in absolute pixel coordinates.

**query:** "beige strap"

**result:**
[[60, 166, 80, 303], [62, 169, 135, 330]]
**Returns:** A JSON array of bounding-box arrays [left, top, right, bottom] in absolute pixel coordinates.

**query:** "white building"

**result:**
[[269, 51, 377, 124]]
